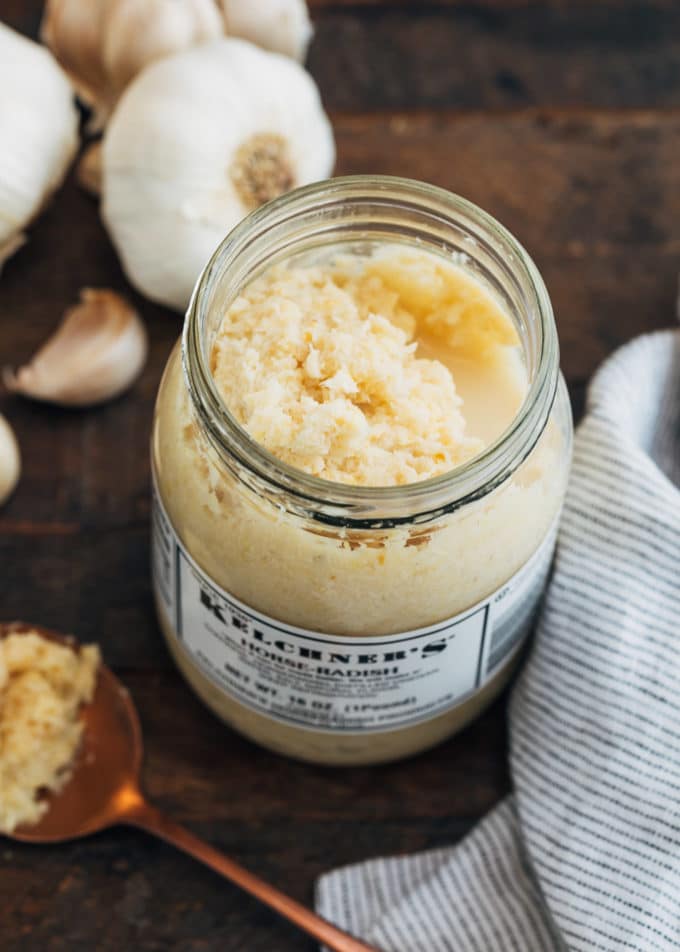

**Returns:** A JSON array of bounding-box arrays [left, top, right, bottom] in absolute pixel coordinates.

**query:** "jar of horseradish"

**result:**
[[151, 176, 572, 765]]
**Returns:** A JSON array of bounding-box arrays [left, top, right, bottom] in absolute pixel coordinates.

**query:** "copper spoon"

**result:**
[[3, 623, 377, 952]]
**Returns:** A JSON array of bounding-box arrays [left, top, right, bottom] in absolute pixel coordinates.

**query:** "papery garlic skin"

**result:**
[[221, 0, 313, 62], [42, 0, 224, 128], [4, 289, 147, 407], [102, 39, 335, 311], [102, 0, 224, 97], [0, 415, 20, 506], [0, 24, 78, 267], [41, 0, 108, 118]]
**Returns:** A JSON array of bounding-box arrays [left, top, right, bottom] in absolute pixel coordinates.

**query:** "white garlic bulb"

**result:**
[[0, 24, 78, 268], [0, 415, 20, 506], [102, 39, 335, 312], [41, 0, 224, 129], [221, 0, 313, 62], [4, 289, 148, 407]]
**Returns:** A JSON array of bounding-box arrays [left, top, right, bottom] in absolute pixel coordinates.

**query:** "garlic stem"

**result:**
[[3, 289, 148, 407], [0, 415, 20, 506], [77, 141, 103, 197]]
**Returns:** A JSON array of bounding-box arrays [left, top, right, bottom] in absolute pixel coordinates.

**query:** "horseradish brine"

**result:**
[[151, 177, 572, 764]]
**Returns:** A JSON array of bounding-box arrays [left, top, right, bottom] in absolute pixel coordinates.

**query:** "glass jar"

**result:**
[[151, 176, 572, 766]]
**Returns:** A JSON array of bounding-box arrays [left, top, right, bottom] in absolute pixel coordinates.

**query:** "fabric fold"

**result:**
[[317, 331, 680, 952]]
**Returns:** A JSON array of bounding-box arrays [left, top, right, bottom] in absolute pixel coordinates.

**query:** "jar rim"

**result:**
[[183, 175, 559, 527]]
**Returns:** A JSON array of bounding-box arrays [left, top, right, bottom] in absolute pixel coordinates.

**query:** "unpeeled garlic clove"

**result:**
[[77, 141, 103, 197], [0, 414, 20, 506], [4, 289, 148, 407], [221, 0, 313, 62]]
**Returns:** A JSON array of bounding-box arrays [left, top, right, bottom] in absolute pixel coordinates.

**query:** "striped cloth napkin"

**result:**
[[316, 330, 680, 952]]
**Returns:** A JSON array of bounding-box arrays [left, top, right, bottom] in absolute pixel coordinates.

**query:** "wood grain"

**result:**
[[310, 0, 679, 8], [3, 1, 680, 110], [309, 6, 680, 110], [1, 105, 675, 946], [0, 666, 506, 951], [1, 1, 678, 949]]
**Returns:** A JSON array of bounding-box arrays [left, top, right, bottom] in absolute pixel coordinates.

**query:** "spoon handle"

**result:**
[[126, 799, 379, 952]]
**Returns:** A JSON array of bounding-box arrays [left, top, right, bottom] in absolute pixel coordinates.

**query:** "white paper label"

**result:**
[[152, 483, 557, 734]]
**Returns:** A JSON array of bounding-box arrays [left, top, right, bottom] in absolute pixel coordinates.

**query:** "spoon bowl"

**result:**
[[7, 623, 143, 843], [2, 623, 378, 952]]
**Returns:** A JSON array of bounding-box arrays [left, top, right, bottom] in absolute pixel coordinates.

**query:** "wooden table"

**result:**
[[1, 1, 676, 948]]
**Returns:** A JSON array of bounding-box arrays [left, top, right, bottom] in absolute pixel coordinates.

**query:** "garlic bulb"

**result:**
[[102, 39, 335, 311], [0, 415, 20, 506], [0, 24, 78, 268], [221, 0, 313, 62], [4, 289, 147, 407], [40, 1, 107, 120], [41, 0, 224, 129]]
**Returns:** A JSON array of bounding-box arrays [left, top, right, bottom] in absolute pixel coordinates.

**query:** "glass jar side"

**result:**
[[150, 176, 573, 765], [151, 345, 571, 765]]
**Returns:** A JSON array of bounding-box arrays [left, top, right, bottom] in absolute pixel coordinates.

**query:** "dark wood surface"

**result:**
[[0, 2, 677, 949]]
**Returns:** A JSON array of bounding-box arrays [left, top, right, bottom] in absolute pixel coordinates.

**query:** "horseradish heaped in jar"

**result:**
[[151, 176, 572, 765]]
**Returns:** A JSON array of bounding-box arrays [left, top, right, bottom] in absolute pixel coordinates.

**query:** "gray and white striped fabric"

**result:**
[[316, 330, 680, 951]]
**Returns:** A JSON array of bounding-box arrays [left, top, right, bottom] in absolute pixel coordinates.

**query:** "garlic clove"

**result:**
[[42, 0, 224, 129], [4, 289, 148, 407], [77, 141, 103, 197], [102, 0, 224, 95], [221, 0, 313, 62], [0, 414, 20, 507], [0, 24, 79, 267], [41, 0, 110, 118], [102, 38, 335, 311]]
